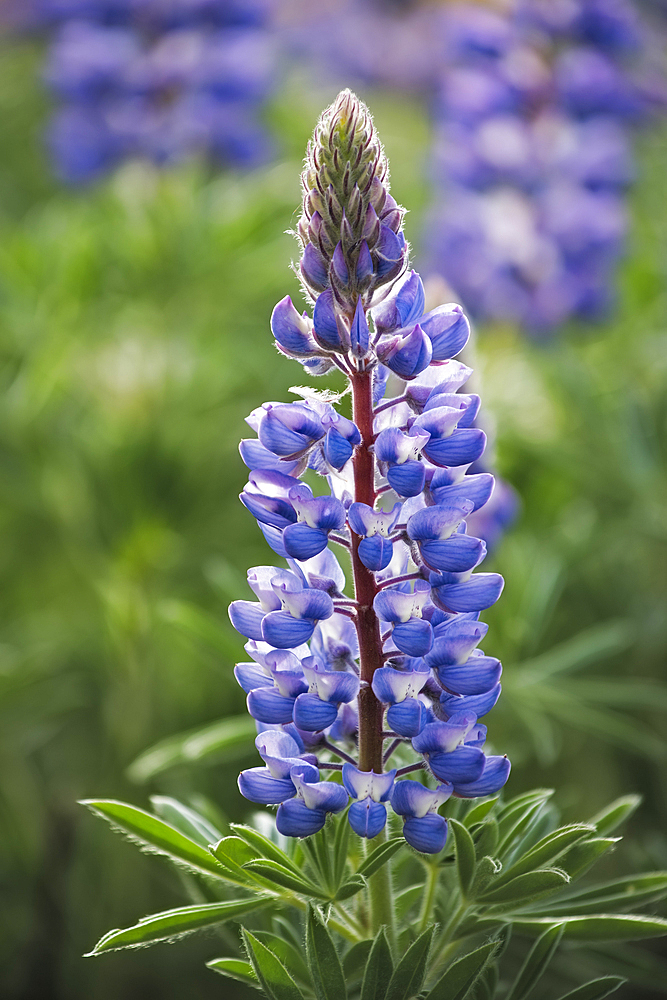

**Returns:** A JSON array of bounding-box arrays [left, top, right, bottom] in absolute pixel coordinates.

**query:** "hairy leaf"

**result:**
[[150, 796, 223, 847], [385, 926, 434, 1000], [336, 875, 366, 901], [588, 796, 642, 837], [242, 929, 305, 1000], [505, 922, 564, 1000], [425, 940, 497, 1000], [356, 838, 404, 879], [231, 824, 304, 876], [463, 798, 499, 828], [243, 859, 331, 900], [479, 868, 570, 905], [361, 927, 394, 1000], [451, 819, 476, 897], [511, 914, 667, 941], [559, 838, 619, 879], [306, 906, 347, 1000], [207, 957, 258, 987], [554, 976, 627, 1000], [471, 856, 503, 898], [495, 826, 593, 886], [81, 800, 227, 879], [88, 897, 271, 954]]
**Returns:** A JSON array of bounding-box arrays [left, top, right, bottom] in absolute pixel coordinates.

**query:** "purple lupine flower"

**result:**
[[230, 91, 509, 849], [34, 0, 277, 183], [423, 0, 663, 335]]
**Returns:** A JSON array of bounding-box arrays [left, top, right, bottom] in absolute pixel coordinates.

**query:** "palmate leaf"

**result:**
[[558, 838, 620, 879], [243, 859, 331, 901], [230, 823, 304, 877], [496, 791, 554, 856], [242, 928, 305, 1000], [306, 906, 347, 1000], [81, 799, 227, 878], [462, 798, 499, 828], [151, 795, 224, 847], [87, 897, 272, 954], [426, 941, 497, 1000], [127, 714, 257, 782]]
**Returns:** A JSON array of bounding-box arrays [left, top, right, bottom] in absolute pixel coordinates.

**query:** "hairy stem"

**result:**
[[351, 367, 385, 775]]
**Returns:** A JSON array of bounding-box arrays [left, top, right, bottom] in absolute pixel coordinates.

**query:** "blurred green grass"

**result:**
[[0, 37, 665, 1000]]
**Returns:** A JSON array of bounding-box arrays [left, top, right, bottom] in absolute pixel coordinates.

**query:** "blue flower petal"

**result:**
[[234, 662, 273, 694], [348, 798, 387, 838], [440, 683, 502, 719], [247, 687, 296, 725], [427, 745, 486, 784], [403, 814, 449, 853], [358, 535, 394, 571], [423, 428, 487, 468], [261, 611, 315, 648], [387, 460, 426, 498], [313, 288, 344, 351], [292, 693, 339, 732], [431, 573, 504, 613], [430, 473, 495, 512], [419, 534, 486, 573], [229, 600, 266, 641], [454, 756, 511, 798], [436, 655, 502, 695], [392, 618, 434, 656], [238, 766, 295, 805], [420, 304, 470, 361], [283, 523, 329, 561], [387, 698, 428, 737], [276, 798, 327, 837]]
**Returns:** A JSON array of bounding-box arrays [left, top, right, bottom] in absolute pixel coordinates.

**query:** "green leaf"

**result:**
[[343, 940, 373, 981], [505, 922, 564, 1000], [451, 819, 477, 897], [559, 838, 619, 879], [211, 835, 262, 883], [385, 926, 434, 1000], [541, 872, 667, 915], [513, 620, 633, 682], [151, 796, 223, 847], [306, 905, 347, 1000], [479, 868, 570, 905], [361, 927, 394, 1000], [356, 838, 404, 879], [254, 932, 312, 989], [207, 957, 258, 988], [243, 859, 331, 900], [495, 825, 593, 886], [554, 976, 626, 1000], [463, 798, 499, 827], [336, 875, 366, 901], [242, 928, 305, 1000], [470, 856, 503, 898], [497, 791, 554, 856], [127, 715, 257, 782], [81, 799, 227, 879], [588, 795, 642, 836], [395, 884, 423, 920], [333, 810, 351, 887], [88, 897, 271, 954], [425, 940, 497, 1000], [511, 914, 667, 941], [472, 820, 499, 861], [231, 823, 304, 876]]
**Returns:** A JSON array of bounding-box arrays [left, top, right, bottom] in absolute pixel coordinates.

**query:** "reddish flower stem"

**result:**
[[351, 367, 385, 774]]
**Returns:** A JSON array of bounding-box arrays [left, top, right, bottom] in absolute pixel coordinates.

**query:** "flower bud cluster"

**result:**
[[33, 0, 276, 183], [229, 91, 510, 855]]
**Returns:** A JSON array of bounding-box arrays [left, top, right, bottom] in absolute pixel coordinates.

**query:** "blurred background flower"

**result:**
[[0, 2, 665, 998]]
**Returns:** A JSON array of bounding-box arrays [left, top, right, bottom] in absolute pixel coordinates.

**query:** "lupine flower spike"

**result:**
[[229, 90, 510, 854]]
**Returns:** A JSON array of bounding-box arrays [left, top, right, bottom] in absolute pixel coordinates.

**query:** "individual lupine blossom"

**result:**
[[424, 0, 666, 335], [32, 0, 276, 183], [229, 90, 510, 855]]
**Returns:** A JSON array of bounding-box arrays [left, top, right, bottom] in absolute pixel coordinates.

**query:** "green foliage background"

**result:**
[[0, 40, 664, 1000]]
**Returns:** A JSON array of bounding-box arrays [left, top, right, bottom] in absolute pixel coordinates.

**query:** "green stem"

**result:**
[[366, 830, 396, 949], [417, 862, 440, 934]]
